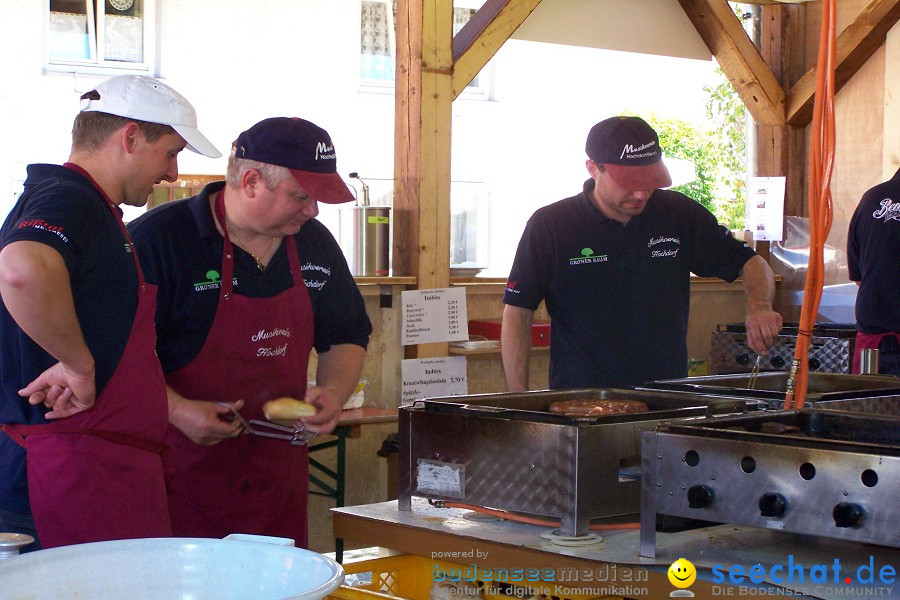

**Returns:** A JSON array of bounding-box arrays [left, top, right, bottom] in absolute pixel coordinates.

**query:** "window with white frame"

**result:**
[[359, 0, 485, 92], [47, 0, 154, 73]]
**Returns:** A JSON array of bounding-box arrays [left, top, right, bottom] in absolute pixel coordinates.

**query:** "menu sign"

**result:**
[[401, 287, 468, 346], [400, 357, 468, 405]]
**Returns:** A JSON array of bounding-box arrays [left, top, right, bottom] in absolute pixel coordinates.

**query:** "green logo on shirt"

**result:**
[[194, 269, 225, 291], [569, 247, 608, 265]]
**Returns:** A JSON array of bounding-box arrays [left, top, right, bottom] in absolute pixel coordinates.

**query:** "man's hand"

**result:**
[[168, 394, 245, 445], [20, 362, 96, 419], [298, 386, 342, 435], [745, 308, 783, 355]]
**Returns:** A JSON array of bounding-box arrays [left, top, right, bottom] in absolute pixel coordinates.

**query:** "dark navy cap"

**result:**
[[233, 117, 354, 204], [586, 116, 672, 190]]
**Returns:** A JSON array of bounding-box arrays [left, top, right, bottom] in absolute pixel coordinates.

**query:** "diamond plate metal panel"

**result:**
[[710, 331, 853, 374]]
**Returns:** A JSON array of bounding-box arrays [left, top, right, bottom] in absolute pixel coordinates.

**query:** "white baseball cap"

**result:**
[[80, 75, 221, 158]]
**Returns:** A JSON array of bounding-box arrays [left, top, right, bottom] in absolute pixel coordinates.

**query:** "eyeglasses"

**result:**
[[218, 402, 317, 446]]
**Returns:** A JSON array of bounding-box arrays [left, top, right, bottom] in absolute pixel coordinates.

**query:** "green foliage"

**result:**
[[642, 68, 747, 230]]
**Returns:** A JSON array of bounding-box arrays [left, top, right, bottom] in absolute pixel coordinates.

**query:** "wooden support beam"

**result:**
[[786, 0, 900, 126], [393, 0, 454, 359], [756, 4, 807, 218], [678, 0, 786, 126], [451, 0, 542, 98]]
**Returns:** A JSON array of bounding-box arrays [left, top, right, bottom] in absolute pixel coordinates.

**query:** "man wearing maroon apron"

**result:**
[[0, 75, 220, 549], [848, 168, 900, 375], [127, 117, 371, 546]]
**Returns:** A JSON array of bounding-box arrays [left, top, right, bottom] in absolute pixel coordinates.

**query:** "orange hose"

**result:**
[[785, 0, 836, 410], [443, 501, 641, 531]]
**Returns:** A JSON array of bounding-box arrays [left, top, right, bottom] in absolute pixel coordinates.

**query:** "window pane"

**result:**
[[360, 0, 394, 81], [49, 0, 92, 60], [453, 7, 479, 88], [104, 0, 143, 63]]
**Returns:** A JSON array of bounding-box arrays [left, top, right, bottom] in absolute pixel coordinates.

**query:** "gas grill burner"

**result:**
[[639, 408, 900, 557]]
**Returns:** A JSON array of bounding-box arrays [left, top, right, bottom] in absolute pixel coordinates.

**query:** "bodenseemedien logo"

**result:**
[[194, 269, 222, 291], [569, 247, 608, 266], [668, 558, 696, 597]]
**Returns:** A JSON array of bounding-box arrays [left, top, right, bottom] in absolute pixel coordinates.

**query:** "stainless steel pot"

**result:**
[[0, 535, 344, 599]]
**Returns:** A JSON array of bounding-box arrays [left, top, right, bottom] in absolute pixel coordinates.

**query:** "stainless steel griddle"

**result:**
[[398, 388, 763, 537]]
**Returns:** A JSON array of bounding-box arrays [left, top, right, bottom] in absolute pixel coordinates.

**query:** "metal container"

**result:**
[[860, 348, 881, 374], [639, 372, 900, 409], [0, 536, 344, 599], [398, 388, 764, 536], [339, 206, 391, 276], [709, 321, 856, 374], [640, 410, 900, 556]]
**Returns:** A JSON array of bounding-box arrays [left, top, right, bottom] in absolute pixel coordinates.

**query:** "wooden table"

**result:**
[[333, 499, 900, 600], [308, 407, 398, 562]]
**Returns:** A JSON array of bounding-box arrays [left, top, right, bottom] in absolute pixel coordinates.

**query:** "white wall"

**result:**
[[0, 0, 719, 277]]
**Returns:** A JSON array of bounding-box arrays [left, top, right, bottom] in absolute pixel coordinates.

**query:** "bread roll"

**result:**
[[548, 398, 650, 417], [262, 397, 317, 426]]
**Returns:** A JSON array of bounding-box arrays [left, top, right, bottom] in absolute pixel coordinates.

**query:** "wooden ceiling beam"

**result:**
[[785, 0, 900, 126], [678, 0, 786, 126], [451, 0, 542, 99]]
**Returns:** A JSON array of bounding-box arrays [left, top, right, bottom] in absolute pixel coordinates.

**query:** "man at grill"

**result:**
[[501, 116, 782, 391], [127, 117, 371, 546], [847, 167, 900, 375]]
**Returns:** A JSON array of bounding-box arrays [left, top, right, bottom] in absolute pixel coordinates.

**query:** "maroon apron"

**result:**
[[1, 163, 171, 548], [164, 191, 314, 546]]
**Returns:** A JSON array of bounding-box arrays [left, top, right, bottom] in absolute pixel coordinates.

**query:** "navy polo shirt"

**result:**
[[127, 181, 372, 373], [848, 168, 900, 333], [0, 164, 138, 513], [503, 179, 756, 389]]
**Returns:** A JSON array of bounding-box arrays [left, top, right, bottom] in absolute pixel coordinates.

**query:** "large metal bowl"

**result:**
[[0, 536, 344, 599]]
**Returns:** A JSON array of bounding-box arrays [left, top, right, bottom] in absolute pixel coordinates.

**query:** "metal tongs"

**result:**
[[218, 403, 317, 446], [748, 354, 763, 389]]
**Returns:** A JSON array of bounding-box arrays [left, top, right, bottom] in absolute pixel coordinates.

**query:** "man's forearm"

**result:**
[[501, 305, 534, 392], [741, 255, 776, 312], [316, 343, 367, 402]]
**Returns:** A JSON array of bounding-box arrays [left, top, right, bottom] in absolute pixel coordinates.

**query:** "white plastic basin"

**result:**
[[0, 536, 344, 599]]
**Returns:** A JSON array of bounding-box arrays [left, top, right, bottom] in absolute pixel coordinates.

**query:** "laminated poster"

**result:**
[[401, 287, 468, 346], [746, 176, 786, 241], [401, 357, 468, 405]]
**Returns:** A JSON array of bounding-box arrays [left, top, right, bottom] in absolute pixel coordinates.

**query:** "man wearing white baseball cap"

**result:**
[[0, 75, 219, 551]]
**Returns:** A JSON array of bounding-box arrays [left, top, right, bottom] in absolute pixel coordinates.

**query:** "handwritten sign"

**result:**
[[401, 357, 468, 405], [746, 176, 786, 241], [401, 287, 468, 346]]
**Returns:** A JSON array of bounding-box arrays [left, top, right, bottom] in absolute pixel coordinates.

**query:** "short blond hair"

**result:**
[[71, 111, 176, 152]]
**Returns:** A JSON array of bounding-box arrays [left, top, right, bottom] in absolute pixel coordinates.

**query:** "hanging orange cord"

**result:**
[[784, 0, 836, 410]]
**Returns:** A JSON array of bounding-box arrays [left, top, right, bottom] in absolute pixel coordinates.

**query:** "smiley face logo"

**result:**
[[668, 557, 697, 588]]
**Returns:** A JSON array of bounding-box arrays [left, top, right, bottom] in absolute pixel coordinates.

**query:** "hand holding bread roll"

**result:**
[[262, 396, 317, 427]]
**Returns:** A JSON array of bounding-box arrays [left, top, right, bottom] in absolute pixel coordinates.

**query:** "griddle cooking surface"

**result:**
[[661, 410, 900, 454]]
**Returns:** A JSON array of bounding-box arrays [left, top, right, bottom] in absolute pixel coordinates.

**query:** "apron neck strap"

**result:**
[[213, 190, 304, 292], [63, 162, 146, 285]]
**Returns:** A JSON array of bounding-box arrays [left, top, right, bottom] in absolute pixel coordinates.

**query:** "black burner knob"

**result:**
[[833, 502, 864, 528], [687, 485, 714, 509], [770, 355, 786, 368], [759, 493, 787, 517], [736, 353, 751, 366], [808, 357, 821, 370]]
